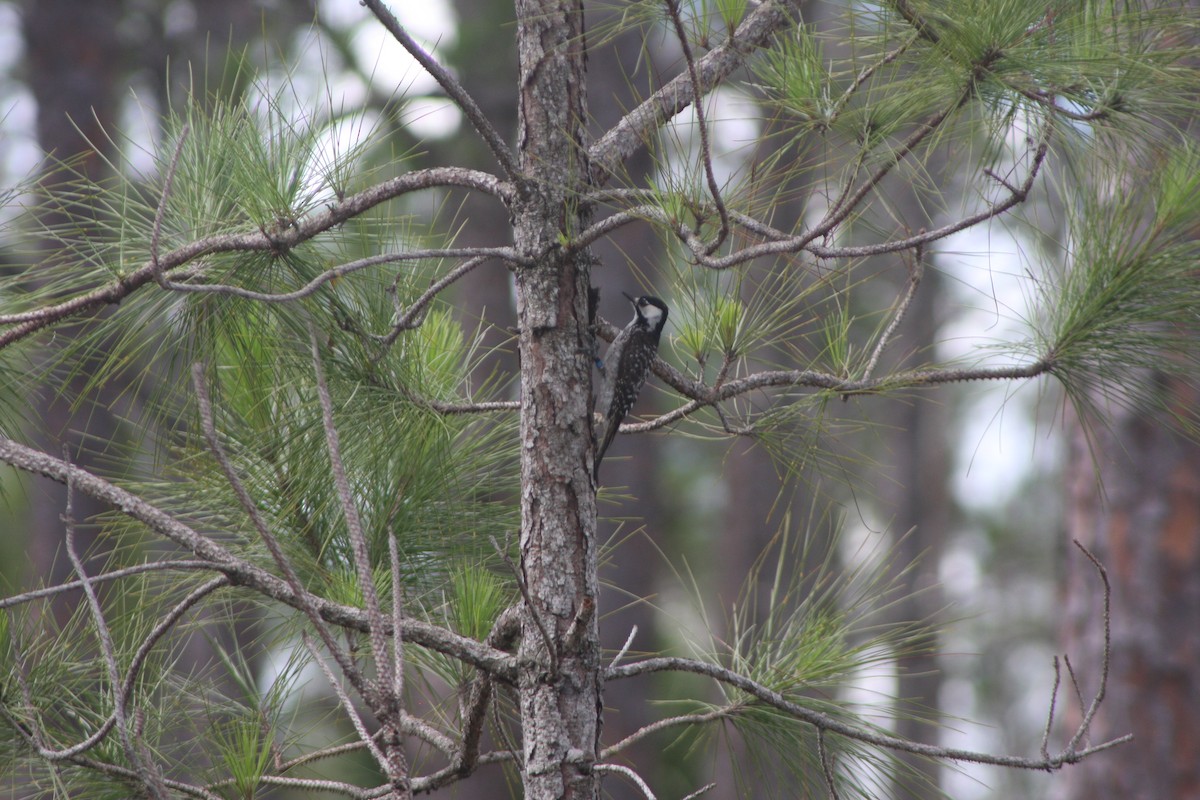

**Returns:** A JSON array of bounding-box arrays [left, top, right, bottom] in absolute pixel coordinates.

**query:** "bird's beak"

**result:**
[[622, 291, 636, 304]]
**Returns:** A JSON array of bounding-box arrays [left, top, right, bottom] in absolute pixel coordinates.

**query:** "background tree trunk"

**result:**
[[1062, 377, 1200, 800]]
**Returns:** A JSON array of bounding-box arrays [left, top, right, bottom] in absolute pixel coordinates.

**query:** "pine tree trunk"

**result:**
[[1062, 377, 1200, 799], [513, 2, 602, 798]]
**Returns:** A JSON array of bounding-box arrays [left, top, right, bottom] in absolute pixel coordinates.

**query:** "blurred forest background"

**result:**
[[0, 0, 1196, 798]]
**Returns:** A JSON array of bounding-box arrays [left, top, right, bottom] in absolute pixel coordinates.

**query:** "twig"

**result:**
[[817, 728, 841, 800], [231, 774, 377, 799], [580, 117, 1052, 267], [308, 329, 393, 694], [588, 0, 796, 184], [302, 633, 391, 776], [151, 124, 190, 287], [0, 559, 215, 609], [362, 0, 519, 180], [35, 752, 222, 800], [860, 242, 925, 384], [609, 624, 638, 669], [388, 535, 405, 705], [376, 255, 496, 348], [595, 763, 657, 800], [1067, 539, 1112, 754], [680, 783, 718, 800], [818, 89, 974, 244], [409, 750, 518, 794], [308, 331, 412, 797], [825, 33, 921, 127], [456, 605, 521, 776], [1041, 656, 1061, 762], [605, 655, 1131, 769], [158, 248, 520, 304], [600, 709, 728, 758], [104, 577, 230, 760], [614, 357, 1056, 435]]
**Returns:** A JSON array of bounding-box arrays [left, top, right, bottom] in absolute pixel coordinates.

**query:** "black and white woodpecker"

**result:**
[[594, 292, 669, 480]]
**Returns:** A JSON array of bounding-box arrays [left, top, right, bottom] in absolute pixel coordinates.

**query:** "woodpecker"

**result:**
[[594, 292, 669, 480]]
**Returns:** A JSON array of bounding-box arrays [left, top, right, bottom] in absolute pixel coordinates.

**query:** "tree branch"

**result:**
[[0, 436, 517, 679], [0, 168, 511, 350], [588, 0, 797, 185], [0, 559, 216, 609], [604, 544, 1130, 771], [362, 0, 520, 181], [157, 247, 523, 304]]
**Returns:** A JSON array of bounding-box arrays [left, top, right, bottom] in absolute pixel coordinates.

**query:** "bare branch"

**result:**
[[362, 0, 519, 181], [388, 535, 406, 706], [410, 750, 518, 794], [607, 655, 1131, 769], [456, 605, 521, 779], [1041, 656, 1062, 762], [1067, 539, 1113, 755], [817, 728, 841, 800], [615, 358, 1056, 434], [244, 774, 378, 799], [418, 398, 521, 415], [609, 624, 638, 670], [35, 753, 223, 800], [681, 783, 718, 800], [490, 535, 557, 675], [376, 255, 498, 346], [5, 575, 227, 764], [578, 116, 1051, 269], [191, 363, 378, 705], [826, 33, 921, 127]]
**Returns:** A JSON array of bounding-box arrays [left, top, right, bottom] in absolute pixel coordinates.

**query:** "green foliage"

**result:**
[[1038, 142, 1200, 427], [212, 716, 274, 799], [658, 514, 941, 799], [3, 0, 1200, 796], [0, 56, 519, 795], [451, 563, 512, 643]]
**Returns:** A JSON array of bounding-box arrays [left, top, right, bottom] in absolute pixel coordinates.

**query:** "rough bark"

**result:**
[[513, 2, 603, 798]]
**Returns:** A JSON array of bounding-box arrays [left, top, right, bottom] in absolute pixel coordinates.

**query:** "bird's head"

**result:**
[[622, 292, 668, 332]]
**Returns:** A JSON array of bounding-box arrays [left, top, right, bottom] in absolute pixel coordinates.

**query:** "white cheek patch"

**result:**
[[641, 304, 663, 325]]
